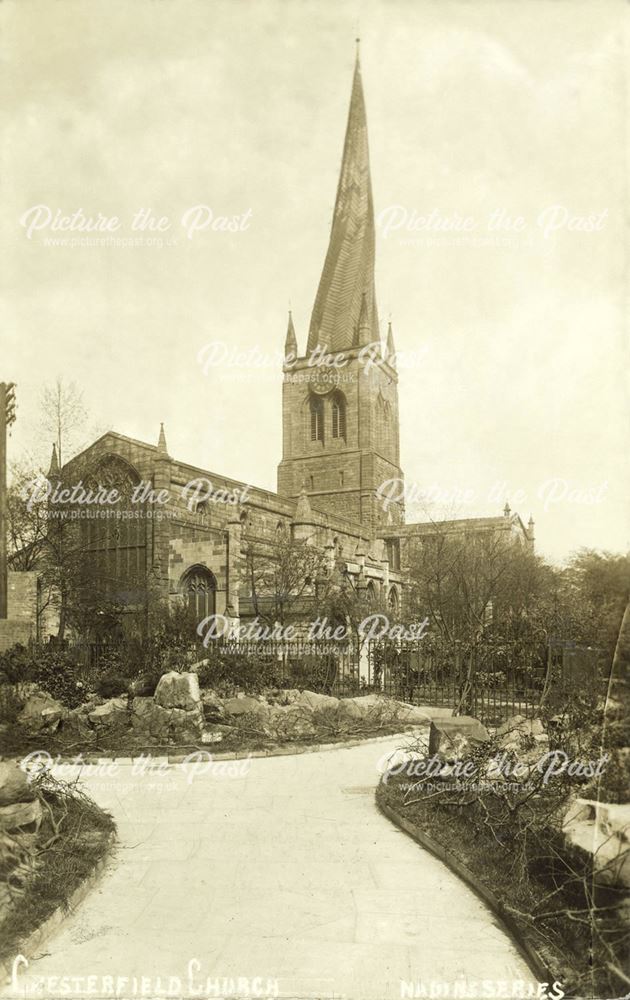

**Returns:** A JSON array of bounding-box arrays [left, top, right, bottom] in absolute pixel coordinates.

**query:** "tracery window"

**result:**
[[181, 566, 217, 622], [81, 456, 146, 602]]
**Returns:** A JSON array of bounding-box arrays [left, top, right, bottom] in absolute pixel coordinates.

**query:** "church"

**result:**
[[52, 49, 534, 636]]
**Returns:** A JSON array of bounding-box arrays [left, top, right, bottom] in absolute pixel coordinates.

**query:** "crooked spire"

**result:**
[[306, 48, 379, 355], [386, 320, 397, 368]]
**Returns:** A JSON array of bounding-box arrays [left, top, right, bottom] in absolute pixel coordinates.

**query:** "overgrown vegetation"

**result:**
[[381, 689, 629, 997], [0, 771, 115, 964]]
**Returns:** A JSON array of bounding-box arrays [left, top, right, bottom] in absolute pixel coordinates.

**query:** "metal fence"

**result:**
[[367, 640, 548, 725], [201, 636, 550, 722], [201, 638, 364, 696], [67, 633, 603, 725]]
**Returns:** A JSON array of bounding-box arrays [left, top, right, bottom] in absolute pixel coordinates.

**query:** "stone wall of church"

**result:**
[[0, 572, 38, 651], [169, 534, 228, 614], [0, 621, 33, 653], [278, 349, 405, 531], [58, 430, 401, 637], [7, 571, 38, 623]]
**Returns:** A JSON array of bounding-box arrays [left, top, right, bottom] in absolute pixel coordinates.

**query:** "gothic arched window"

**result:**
[[331, 392, 346, 440], [310, 396, 324, 442], [181, 565, 216, 622], [81, 455, 146, 603]]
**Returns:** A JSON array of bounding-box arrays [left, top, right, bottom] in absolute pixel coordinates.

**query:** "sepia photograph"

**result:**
[[1, 2, 629, 999]]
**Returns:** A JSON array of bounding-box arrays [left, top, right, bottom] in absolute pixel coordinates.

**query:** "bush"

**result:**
[[0, 644, 33, 685], [129, 672, 160, 697], [197, 653, 280, 695], [0, 644, 33, 722], [383, 728, 629, 998], [0, 683, 25, 724], [141, 601, 203, 675], [96, 674, 130, 699], [0, 771, 115, 965], [30, 648, 86, 709]]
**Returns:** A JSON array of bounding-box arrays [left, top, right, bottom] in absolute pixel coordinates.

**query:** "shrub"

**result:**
[[29, 648, 86, 709], [0, 684, 25, 724], [0, 644, 33, 686], [96, 674, 130, 699], [197, 653, 280, 694], [129, 672, 160, 697]]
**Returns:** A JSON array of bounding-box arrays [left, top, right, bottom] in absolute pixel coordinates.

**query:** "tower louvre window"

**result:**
[[310, 396, 324, 442], [331, 393, 346, 440]]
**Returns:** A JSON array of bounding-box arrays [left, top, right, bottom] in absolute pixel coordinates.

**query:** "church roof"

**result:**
[[306, 49, 379, 355]]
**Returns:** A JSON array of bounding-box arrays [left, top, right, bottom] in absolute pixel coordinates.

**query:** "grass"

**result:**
[[0, 775, 116, 965]]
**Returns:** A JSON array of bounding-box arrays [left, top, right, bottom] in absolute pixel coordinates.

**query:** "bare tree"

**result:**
[[241, 534, 331, 627], [40, 377, 88, 468], [406, 524, 547, 713]]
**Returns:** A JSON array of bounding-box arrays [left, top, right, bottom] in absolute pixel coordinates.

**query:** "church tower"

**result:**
[[277, 47, 405, 532]]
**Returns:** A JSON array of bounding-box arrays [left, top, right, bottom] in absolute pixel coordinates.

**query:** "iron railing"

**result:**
[[63, 634, 604, 724]]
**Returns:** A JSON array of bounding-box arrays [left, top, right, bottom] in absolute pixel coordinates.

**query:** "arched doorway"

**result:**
[[181, 566, 217, 621]]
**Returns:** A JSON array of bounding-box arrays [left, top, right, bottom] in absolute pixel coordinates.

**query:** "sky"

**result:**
[[2, 0, 628, 564]]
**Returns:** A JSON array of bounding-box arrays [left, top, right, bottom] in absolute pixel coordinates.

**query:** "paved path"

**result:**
[[6, 739, 537, 1000]]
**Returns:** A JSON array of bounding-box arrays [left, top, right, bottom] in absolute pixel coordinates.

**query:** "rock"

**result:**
[[264, 688, 301, 706], [296, 690, 340, 712], [154, 672, 201, 711], [495, 714, 528, 737], [0, 799, 42, 833], [396, 703, 453, 725], [496, 716, 548, 753], [201, 730, 223, 744], [60, 706, 93, 740], [167, 706, 204, 742], [563, 798, 630, 887], [223, 696, 264, 716], [267, 704, 316, 739], [130, 698, 171, 738], [18, 692, 65, 731], [201, 690, 225, 721], [279, 688, 301, 705], [429, 716, 490, 759], [0, 762, 35, 806], [340, 694, 388, 720], [88, 697, 128, 727], [130, 696, 204, 742]]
